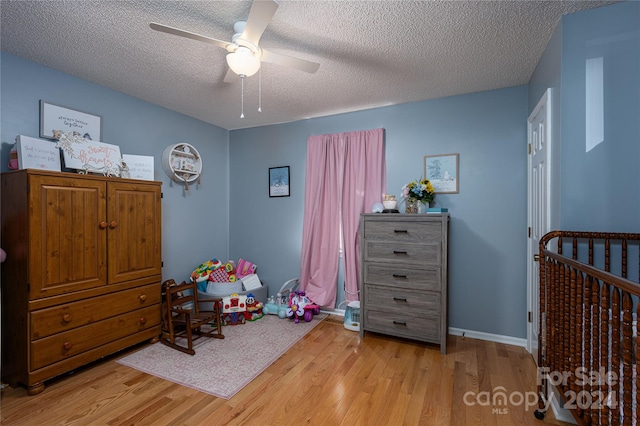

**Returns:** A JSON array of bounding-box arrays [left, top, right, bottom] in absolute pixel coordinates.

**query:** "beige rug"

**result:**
[[117, 314, 326, 399]]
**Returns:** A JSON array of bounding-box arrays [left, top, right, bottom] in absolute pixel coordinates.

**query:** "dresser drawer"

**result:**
[[30, 304, 160, 370], [31, 283, 160, 340], [363, 219, 442, 243], [364, 309, 440, 342], [364, 241, 441, 264], [365, 284, 440, 316], [364, 263, 441, 291]]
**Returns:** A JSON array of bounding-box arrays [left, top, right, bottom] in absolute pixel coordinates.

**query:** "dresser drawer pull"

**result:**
[[139, 294, 147, 302], [393, 229, 408, 234], [139, 317, 147, 325], [63, 341, 73, 351], [393, 250, 408, 255], [62, 313, 72, 323], [393, 320, 407, 326], [392, 274, 407, 279], [393, 297, 407, 302]]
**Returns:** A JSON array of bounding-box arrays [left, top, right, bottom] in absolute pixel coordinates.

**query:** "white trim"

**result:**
[[448, 327, 527, 348], [527, 87, 554, 357], [547, 383, 578, 424], [320, 308, 345, 317]]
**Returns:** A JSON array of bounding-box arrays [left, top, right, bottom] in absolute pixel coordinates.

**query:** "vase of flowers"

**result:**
[[402, 178, 435, 214]]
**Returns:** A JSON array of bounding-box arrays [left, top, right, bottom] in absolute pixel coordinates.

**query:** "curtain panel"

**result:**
[[300, 128, 386, 307]]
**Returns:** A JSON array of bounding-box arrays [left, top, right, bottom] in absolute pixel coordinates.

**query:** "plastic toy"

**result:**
[[263, 278, 299, 319], [221, 293, 247, 325], [287, 290, 320, 323], [191, 259, 222, 283], [244, 293, 264, 321]]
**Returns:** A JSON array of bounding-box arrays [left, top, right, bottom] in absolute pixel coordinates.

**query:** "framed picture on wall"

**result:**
[[424, 153, 459, 194], [40, 100, 103, 141], [269, 166, 290, 197]]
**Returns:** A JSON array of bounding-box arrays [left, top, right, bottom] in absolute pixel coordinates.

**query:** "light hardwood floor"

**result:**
[[1, 318, 571, 425]]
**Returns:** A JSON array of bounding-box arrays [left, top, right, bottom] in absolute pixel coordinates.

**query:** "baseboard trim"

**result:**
[[448, 327, 527, 348], [320, 308, 345, 317], [321, 312, 528, 348], [547, 383, 578, 424]]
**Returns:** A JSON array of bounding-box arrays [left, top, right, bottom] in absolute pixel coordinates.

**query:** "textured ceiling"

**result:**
[[1, 0, 617, 131]]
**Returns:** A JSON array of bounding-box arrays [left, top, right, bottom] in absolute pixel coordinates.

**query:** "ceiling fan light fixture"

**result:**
[[226, 46, 260, 77]]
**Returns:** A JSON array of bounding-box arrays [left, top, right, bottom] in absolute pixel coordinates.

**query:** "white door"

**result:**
[[527, 89, 553, 360]]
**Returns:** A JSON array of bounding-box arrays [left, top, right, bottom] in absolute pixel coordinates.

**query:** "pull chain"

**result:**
[[258, 67, 262, 113], [240, 75, 245, 119]]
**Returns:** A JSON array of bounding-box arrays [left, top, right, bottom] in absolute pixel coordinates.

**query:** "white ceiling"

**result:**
[[1, 0, 616, 131]]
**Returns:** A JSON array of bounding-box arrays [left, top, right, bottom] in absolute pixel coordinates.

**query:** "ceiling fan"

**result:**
[[150, 0, 320, 82]]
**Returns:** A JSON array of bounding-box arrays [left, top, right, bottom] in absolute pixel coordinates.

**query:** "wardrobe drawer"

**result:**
[[365, 284, 440, 316], [31, 283, 160, 340], [364, 309, 440, 342], [364, 263, 441, 292], [364, 241, 441, 264], [363, 220, 441, 243], [30, 304, 160, 370]]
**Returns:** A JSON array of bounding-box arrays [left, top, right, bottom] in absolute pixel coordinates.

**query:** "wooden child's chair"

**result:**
[[161, 279, 224, 355]]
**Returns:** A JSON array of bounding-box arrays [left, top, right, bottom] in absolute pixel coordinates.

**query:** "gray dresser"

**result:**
[[359, 213, 449, 353]]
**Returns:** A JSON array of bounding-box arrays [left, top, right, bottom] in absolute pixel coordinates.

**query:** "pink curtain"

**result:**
[[300, 128, 386, 307]]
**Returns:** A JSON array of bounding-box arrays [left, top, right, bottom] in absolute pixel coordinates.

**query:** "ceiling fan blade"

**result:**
[[150, 22, 232, 50], [240, 0, 279, 47], [261, 49, 320, 74]]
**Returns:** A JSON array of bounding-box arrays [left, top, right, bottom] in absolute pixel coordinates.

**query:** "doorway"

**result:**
[[526, 88, 555, 359]]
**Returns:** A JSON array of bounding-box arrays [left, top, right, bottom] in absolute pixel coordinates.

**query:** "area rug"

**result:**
[[117, 314, 326, 399]]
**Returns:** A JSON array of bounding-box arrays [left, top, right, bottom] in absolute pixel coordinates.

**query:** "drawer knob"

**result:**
[[139, 317, 147, 325], [139, 294, 147, 302], [393, 229, 408, 233], [109, 221, 118, 229], [392, 274, 407, 279], [393, 297, 407, 302], [62, 313, 72, 323], [393, 250, 408, 255], [99, 221, 108, 229], [393, 320, 407, 326], [63, 341, 73, 351]]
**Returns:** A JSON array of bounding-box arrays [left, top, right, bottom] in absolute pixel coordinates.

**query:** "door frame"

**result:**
[[526, 88, 559, 357]]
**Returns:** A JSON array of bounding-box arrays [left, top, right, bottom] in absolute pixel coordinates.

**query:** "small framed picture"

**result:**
[[40, 100, 103, 141], [424, 153, 459, 194], [269, 166, 290, 197]]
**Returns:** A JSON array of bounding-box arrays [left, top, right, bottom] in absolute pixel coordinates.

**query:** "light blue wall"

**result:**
[[230, 86, 530, 338], [560, 1, 640, 232], [0, 52, 231, 282], [1, 1, 635, 341], [528, 16, 563, 232]]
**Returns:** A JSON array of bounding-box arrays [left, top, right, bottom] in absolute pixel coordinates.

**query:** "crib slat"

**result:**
[[635, 299, 639, 425], [538, 231, 640, 425], [591, 276, 602, 426], [612, 287, 621, 426], [622, 292, 633, 424], [600, 282, 610, 424]]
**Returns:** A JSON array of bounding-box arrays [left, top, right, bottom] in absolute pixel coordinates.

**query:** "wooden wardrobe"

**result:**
[[1, 169, 162, 394]]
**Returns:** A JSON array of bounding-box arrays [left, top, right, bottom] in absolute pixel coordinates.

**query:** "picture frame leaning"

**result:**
[[424, 153, 459, 194], [269, 166, 290, 197], [39, 100, 103, 141]]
